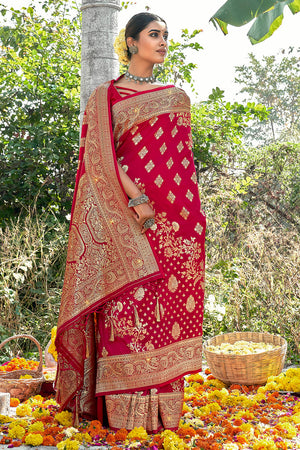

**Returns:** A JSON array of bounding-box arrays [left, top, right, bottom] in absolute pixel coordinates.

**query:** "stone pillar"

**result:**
[[80, 0, 121, 118]]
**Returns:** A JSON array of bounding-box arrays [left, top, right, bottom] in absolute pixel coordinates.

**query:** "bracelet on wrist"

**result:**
[[128, 193, 149, 208]]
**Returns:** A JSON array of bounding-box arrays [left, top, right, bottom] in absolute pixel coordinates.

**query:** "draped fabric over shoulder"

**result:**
[[55, 79, 206, 432]]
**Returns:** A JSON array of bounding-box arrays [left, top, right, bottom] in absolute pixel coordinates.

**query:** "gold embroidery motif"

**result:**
[[112, 87, 190, 143], [133, 133, 142, 145], [154, 175, 164, 187], [177, 112, 190, 127], [155, 127, 164, 139], [149, 116, 158, 127], [186, 189, 194, 202], [195, 223, 203, 235], [172, 222, 180, 232], [167, 191, 176, 204], [174, 173, 182, 186], [180, 207, 190, 220], [171, 126, 178, 137], [177, 141, 184, 153], [191, 172, 197, 184], [172, 322, 181, 340], [158, 392, 184, 430], [169, 112, 175, 122], [166, 157, 174, 169], [181, 157, 190, 169], [96, 336, 202, 394], [131, 125, 138, 135], [145, 160, 155, 172], [168, 274, 178, 293], [134, 287, 145, 301], [186, 295, 195, 313], [160, 143, 167, 154], [138, 146, 148, 159]]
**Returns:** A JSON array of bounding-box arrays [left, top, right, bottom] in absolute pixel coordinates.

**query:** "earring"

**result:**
[[129, 45, 138, 55]]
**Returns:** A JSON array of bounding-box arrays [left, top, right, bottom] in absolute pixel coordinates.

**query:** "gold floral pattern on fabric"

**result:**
[[195, 223, 204, 235], [149, 116, 158, 127], [174, 174, 182, 185], [138, 146, 148, 159], [186, 295, 196, 313], [168, 275, 178, 293], [166, 157, 174, 169], [181, 157, 190, 169], [160, 143, 167, 154], [145, 160, 155, 172], [177, 141, 184, 152], [172, 322, 181, 340], [154, 175, 164, 188], [96, 336, 202, 394], [180, 207, 190, 220], [105, 390, 183, 432], [186, 189, 194, 202], [171, 126, 178, 137], [177, 112, 190, 127], [133, 133, 142, 145], [167, 191, 176, 204], [155, 127, 164, 140], [112, 87, 190, 143]]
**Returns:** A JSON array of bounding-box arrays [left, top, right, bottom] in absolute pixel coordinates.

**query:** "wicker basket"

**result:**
[[0, 334, 44, 401], [203, 331, 287, 386]]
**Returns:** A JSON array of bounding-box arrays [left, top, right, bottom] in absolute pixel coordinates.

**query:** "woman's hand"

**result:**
[[131, 203, 155, 234]]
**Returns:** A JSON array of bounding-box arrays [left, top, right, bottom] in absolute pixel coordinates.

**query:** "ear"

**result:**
[[126, 37, 135, 48]]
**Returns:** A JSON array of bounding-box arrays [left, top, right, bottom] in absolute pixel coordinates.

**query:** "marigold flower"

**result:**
[[115, 428, 128, 441], [10, 398, 20, 407], [56, 438, 80, 450], [106, 433, 116, 444], [8, 425, 26, 439], [113, 28, 129, 66], [43, 435, 55, 446], [25, 433, 44, 446], [54, 410, 73, 427], [127, 426, 148, 441], [16, 404, 32, 417], [48, 326, 58, 362], [28, 421, 45, 432], [32, 407, 50, 418]]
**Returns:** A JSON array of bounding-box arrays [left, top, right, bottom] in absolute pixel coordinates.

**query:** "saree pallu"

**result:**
[[55, 80, 206, 432]]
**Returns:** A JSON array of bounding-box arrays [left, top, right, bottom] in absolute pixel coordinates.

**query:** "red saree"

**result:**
[[55, 79, 206, 432]]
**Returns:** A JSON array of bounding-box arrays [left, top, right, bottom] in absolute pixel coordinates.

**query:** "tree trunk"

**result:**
[[80, 0, 121, 117]]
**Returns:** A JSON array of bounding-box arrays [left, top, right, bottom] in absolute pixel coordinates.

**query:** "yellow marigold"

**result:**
[[204, 378, 226, 389], [127, 426, 148, 440], [16, 403, 32, 417], [27, 395, 44, 406], [20, 374, 33, 379], [291, 412, 300, 424], [25, 433, 44, 446], [8, 424, 26, 439], [277, 421, 297, 438], [223, 444, 239, 450], [48, 326, 58, 361], [43, 398, 59, 407], [161, 429, 188, 450], [75, 432, 92, 443], [207, 388, 228, 401], [113, 28, 129, 66], [252, 438, 277, 450], [28, 420, 45, 432], [185, 373, 204, 384], [182, 402, 192, 414], [32, 407, 50, 418], [55, 410, 73, 427], [56, 438, 80, 450], [9, 419, 28, 428], [0, 414, 12, 423]]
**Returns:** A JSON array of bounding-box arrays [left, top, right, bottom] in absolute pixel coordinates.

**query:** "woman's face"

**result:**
[[130, 20, 168, 65]]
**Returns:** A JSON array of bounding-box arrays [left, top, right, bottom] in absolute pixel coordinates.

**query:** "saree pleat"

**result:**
[[55, 80, 206, 430]]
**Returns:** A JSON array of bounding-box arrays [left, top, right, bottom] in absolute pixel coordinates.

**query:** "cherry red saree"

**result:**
[[55, 80, 206, 431]]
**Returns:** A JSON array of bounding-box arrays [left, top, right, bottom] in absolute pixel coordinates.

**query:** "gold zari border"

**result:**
[[96, 336, 202, 394]]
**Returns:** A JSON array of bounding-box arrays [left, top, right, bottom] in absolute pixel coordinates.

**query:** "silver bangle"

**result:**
[[143, 218, 155, 229], [128, 194, 149, 208]]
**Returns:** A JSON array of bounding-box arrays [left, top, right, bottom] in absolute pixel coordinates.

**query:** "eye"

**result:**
[[149, 32, 159, 37], [163, 34, 168, 41]]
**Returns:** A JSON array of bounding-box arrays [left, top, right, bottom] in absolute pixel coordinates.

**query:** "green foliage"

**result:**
[[0, 207, 68, 348], [0, 1, 81, 222], [235, 49, 300, 145], [191, 87, 268, 175], [210, 0, 300, 44]]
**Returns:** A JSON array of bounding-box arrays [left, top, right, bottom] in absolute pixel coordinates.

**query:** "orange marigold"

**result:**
[[204, 368, 211, 375], [43, 435, 56, 446], [115, 428, 128, 441], [11, 442, 22, 448], [106, 434, 116, 444], [10, 398, 20, 407], [206, 374, 216, 380], [87, 419, 103, 437], [177, 427, 196, 438]]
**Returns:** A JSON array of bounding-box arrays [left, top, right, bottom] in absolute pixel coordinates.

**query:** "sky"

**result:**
[[118, 0, 299, 102]]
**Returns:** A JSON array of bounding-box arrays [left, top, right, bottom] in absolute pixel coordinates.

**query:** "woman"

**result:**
[[55, 12, 206, 432]]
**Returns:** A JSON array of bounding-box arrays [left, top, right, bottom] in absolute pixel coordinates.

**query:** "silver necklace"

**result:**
[[125, 71, 156, 84]]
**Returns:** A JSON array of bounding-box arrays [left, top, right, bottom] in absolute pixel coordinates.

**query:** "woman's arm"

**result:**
[[117, 163, 155, 233]]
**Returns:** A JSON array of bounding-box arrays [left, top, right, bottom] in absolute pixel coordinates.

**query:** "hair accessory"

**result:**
[[125, 71, 156, 84], [128, 193, 149, 208], [129, 45, 138, 55], [143, 218, 155, 229], [113, 28, 129, 65]]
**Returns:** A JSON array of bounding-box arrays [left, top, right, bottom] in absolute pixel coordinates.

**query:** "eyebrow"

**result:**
[[148, 29, 168, 34]]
